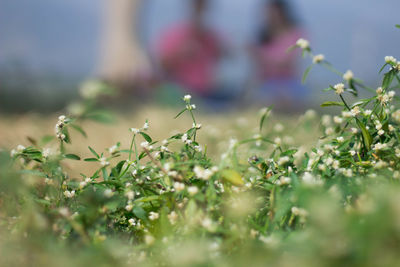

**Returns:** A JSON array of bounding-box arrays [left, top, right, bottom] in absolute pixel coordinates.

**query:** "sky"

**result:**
[[0, 0, 399, 89]]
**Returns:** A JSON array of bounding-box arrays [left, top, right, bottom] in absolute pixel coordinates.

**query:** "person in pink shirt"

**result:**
[[156, 0, 222, 97], [250, 0, 307, 109]]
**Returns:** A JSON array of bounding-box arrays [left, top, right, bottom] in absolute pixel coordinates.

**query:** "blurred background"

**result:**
[[1, 0, 399, 113]]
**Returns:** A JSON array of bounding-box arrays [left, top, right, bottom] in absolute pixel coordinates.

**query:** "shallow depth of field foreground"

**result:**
[[2, 7, 400, 267]]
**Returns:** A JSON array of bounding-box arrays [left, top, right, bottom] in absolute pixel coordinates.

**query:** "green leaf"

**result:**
[[64, 154, 81, 160], [139, 132, 152, 143], [379, 63, 388, 74], [382, 70, 395, 90], [88, 146, 100, 158], [70, 124, 87, 138], [356, 120, 372, 151], [321, 101, 344, 107], [135, 195, 159, 203], [84, 158, 98, 162], [132, 206, 147, 221], [281, 149, 298, 156], [221, 169, 244, 186], [259, 107, 271, 132], [86, 110, 115, 123], [396, 24, 400, 29], [174, 108, 187, 119], [302, 65, 312, 84]]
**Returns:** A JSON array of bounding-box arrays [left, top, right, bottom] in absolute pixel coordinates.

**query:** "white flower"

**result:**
[[274, 137, 282, 146], [168, 211, 178, 225], [333, 116, 343, 124], [373, 143, 387, 151], [188, 186, 199, 195], [192, 123, 202, 129], [100, 157, 109, 166], [128, 218, 136, 226], [276, 176, 291, 186], [274, 123, 284, 132], [16, 145, 26, 152], [364, 110, 372, 116], [313, 54, 324, 63], [201, 217, 213, 230], [144, 235, 155, 245], [350, 150, 356, 156], [125, 191, 135, 200], [321, 115, 331, 126], [296, 38, 309, 49], [343, 70, 354, 81], [277, 156, 290, 166], [149, 211, 159, 221], [334, 83, 345, 95], [193, 166, 214, 180], [108, 145, 118, 154], [125, 204, 133, 211], [385, 56, 397, 64], [337, 136, 344, 143], [104, 189, 114, 198], [378, 129, 385, 136], [350, 128, 358, 134], [63, 190, 75, 198], [304, 109, 317, 120], [173, 182, 185, 192], [130, 128, 140, 135], [183, 94, 192, 102], [140, 141, 150, 149], [350, 106, 360, 116], [142, 122, 149, 130]]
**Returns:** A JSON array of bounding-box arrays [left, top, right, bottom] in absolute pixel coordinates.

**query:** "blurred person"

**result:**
[[155, 0, 223, 99], [249, 0, 307, 110]]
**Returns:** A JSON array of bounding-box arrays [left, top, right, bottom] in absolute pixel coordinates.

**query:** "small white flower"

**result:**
[[334, 83, 345, 95], [378, 129, 385, 136], [376, 87, 383, 94], [183, 94, 192, 102], [100, 157, 110, 167], [296, 38, 310, 49], [350, 128, 358, 134], [343, 70, 354, 81], [168, 211, 178, 225], [104, 189, 113, 198], [173, 182, 185, 192], [63, 190, 75, 198], [149, 211, 159, 221], [385, 56, 397, 64], [128, 218, 136, 226], [364, 110, 372, 116], [277, 156, 290, 166], [350, 106, 360, 116], [333, 116, 343, 124], [125, 191, 135, 200], [142, 122, 149, 130], [140, 141, 150, 149], [192, 123, 202, 129], [313, 54, 325, 63], [337, 136, 344, 143], [125, 204, 133, 211], [373, 142, 387, 151], [350, 150, 356, 156], [187, 186, 199, 195], [274, 123, 284, 132], [130, 128, 140, 134]]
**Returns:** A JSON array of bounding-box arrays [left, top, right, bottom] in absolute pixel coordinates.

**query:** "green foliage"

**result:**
[[2, 28, 400, 267]]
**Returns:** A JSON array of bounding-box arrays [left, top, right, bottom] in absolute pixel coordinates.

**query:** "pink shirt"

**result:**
[[256, 28, 303, 80], [157, 23, 221, 95]]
